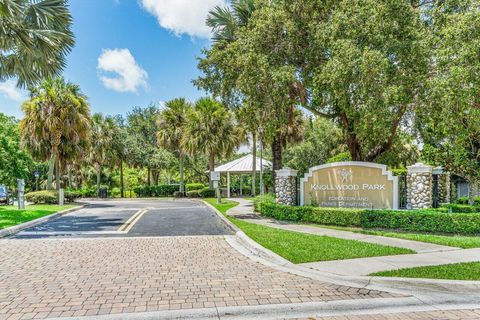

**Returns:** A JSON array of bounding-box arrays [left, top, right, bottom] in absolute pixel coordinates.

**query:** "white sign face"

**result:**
[[210, 171, 221, 181]]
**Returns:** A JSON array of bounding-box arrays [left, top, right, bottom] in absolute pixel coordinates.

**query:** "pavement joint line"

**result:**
[[118, 209, 146, 232]]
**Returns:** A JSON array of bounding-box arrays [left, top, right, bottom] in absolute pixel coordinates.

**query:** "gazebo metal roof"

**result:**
[[214, 154, 272, 174]]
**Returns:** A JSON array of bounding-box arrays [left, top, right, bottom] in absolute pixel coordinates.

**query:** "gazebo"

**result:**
[[214, 154, 272, 198]]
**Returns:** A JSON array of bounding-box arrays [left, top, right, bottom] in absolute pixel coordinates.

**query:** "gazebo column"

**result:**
[[239, 175, 242, 196], [227, 172, 231, 198]]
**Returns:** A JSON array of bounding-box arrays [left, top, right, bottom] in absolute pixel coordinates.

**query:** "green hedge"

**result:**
[[253, 193, 276, 212], [133, 184, 179, 197], [185, 183, 206, 191], [260, 203, 480, 235], [199, 187, 215, 198], [440, 203, 480, 213], [25, 190, 79, 204], [455, 196, 480, 206]]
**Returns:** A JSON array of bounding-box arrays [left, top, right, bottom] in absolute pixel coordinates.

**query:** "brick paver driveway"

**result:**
[[3, 199, 471, 320], [0, 236, 396, 320]]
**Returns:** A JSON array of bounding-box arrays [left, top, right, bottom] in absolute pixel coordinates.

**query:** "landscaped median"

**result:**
[[371, 262, 480, 281], [0, 205, 77, 231], [204, 199, 413, 264]]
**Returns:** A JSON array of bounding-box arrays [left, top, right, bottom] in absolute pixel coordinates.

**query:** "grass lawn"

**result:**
[[310, 224, 480, 249], [0, 204, 77, 230], [204, 198, 413, 264], [371, 262, 480, 281]]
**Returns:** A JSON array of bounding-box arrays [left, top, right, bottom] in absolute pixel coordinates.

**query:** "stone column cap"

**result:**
[[432, 166, 447, 175], [276, 167, 298, 177], [407, 162, 433, 173]]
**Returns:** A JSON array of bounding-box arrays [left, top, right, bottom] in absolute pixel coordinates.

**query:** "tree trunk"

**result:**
[[68, 167, 73, 189], [469, 180, 479, 206], [96, 165, 101, 193], [47, 154, 55, 190], [120, 160, 125, 198], [147, 167, 151, 186], [179, 153, 185, 193], [55, 157, 61, 191], [271, 133, 283, 191], [208, 152, 215, 188], [251, 131, 257, 197], [152, 170, 159, 185]]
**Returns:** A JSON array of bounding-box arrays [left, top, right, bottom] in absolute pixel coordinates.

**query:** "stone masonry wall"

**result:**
[[437, 173, 451, 204], [406, 163, 433, 210], [275, 168, 298, 206]]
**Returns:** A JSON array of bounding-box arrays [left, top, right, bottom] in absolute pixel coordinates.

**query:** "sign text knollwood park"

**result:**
[[300, 162, 398, 209]]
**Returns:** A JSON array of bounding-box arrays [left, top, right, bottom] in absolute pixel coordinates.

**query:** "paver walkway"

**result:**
[[0, 236, 398, 320], [227, 199, 480, 274]]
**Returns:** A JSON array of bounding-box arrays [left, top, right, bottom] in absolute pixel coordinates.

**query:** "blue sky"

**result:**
[[0, 0, 225, 119]]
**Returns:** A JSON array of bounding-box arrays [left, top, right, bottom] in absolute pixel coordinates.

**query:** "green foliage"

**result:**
[[186, 190, 201, 198], [205, 199, 412, 263], [133, 185, 180, 197], [0, 113, 33, 187], [252, 193, 275, 212], [185, 183, 206, 191], [455, 197, 480, 206], [417, 1, 480, 202], [260, 203, 480, 235], [0, 204, 76, 230], [440, 203, 480, 213], [25, 190, 79, 204], [326, 152, 351, 164], [0, 0, 75, 87], [371, 262, 480, 281], [199, 187, 216, 198], [391, 168, 408, 176], [284, 117, 344, 176]]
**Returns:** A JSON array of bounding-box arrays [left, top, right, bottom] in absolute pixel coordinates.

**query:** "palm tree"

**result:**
[[157, 98, 192, 194], [88, 114, 116, 194], [206, 0, 255, 43], [20, 77, 91, 190], [0, 0, 74, 87], [183, 97, 243, 186]]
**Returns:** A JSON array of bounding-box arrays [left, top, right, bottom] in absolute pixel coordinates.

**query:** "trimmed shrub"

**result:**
[[455, 196, 480, 206], [199, 187, 215, 198], [186, 190, 201, 198], [186, 183, 206, 191], [26, 190, 79, 204], [440, 203, 480, 213], [133, 184, 180, 197], [259, 203, 480, 235], [25, 191, 57, 204], [253, 193, 276, 212], [65, 191, 81, 202]]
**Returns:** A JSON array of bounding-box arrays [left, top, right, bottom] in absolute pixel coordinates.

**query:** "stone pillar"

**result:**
[[275, 168, 298, 206], [433, 167, 451, 204], [407, 163, 433, 210]]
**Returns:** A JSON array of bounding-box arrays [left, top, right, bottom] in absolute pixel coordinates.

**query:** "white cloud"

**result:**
[[0, 79, 25, 101], [140, 0, 226, 38], [97, 48, 148, 93]]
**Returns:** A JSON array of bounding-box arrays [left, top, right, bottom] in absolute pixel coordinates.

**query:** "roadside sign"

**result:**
[[210, 171, 220, 181]]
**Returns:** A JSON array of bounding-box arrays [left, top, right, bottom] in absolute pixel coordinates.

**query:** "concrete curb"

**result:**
[[48, 296, 480, 320], [0, 204, 85, 238], [200, 199, 241, 234], [219, 200, 480, 296]]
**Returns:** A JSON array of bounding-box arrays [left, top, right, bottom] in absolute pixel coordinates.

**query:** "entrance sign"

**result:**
[[300, 162, 398, 209]]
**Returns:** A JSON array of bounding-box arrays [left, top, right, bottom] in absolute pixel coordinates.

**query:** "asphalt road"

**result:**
[[12, 199, 233, 239]]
